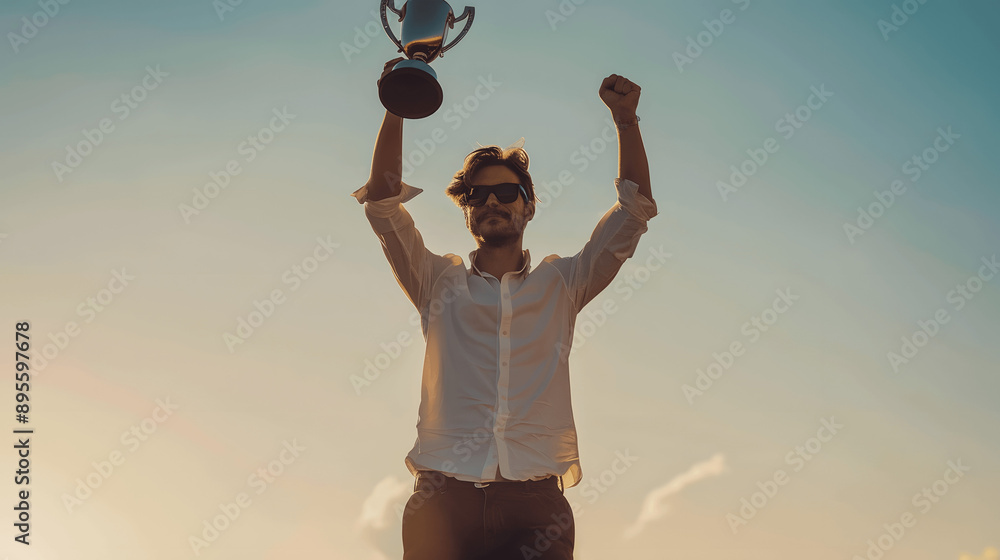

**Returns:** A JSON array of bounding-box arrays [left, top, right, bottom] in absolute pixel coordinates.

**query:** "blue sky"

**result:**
[[1, 1, 998, 559]]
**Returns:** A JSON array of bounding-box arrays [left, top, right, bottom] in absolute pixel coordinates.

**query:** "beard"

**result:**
[[469, 211, 523, 247]]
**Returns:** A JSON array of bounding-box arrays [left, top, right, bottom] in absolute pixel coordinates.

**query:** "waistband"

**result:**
[[414, 470, 564, 494]]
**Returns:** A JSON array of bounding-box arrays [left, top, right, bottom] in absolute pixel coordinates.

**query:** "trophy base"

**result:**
[[378, 60, 444, 119]]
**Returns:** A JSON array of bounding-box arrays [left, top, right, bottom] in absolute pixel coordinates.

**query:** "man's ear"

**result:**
[[525, 202, 535, 222]]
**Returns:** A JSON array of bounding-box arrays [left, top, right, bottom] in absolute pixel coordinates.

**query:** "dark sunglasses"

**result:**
[[461, 183, 529, 207]]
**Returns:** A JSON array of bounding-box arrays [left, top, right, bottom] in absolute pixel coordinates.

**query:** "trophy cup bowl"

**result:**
[[378, 0, 475, 119], [378, 60, 442, 120]]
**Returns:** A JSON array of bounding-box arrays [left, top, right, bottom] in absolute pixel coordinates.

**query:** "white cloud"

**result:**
[[623, 453, 727, 540], [356, 475, 413, 560]]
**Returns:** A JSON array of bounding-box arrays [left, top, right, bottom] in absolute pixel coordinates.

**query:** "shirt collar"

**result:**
[[469, 248, 531, 279]]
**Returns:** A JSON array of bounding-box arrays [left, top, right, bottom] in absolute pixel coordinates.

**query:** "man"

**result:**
[[351, 57, 657, 559]]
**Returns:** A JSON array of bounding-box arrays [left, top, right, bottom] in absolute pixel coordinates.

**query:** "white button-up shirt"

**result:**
[[351, 177, 657, 489]]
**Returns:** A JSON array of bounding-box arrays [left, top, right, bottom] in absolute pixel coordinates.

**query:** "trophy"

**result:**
[[379, 0, 475, 119]]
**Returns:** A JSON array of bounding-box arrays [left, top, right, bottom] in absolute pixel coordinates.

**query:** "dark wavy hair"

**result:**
[[445, 145, 537, 209]]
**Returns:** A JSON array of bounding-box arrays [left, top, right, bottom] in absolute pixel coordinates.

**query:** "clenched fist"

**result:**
[[599, 74, 641, 119]]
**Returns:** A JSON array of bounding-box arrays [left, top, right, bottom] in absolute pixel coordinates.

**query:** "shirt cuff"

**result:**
[[351, 180, 424, 217], [614, 178, 658, 221]]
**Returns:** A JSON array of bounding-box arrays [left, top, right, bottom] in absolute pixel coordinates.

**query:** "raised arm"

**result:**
[[599, 74, 653, 205], [365, 57, 406, 201], [351, 58, 455, 315], [549, 74, 659, 312]]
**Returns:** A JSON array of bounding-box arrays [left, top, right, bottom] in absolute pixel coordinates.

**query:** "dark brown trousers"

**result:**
[[402, 470, 575, 560]]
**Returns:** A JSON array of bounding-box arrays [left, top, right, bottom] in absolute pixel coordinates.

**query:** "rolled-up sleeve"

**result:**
[[351, 180, 424, 229], [351, 180, 453, 312], [556, 178, 658, 311]]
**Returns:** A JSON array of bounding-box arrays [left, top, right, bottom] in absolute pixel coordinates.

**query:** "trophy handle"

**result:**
[[439, 6, 474, 58], [380, 0, 405, 53]]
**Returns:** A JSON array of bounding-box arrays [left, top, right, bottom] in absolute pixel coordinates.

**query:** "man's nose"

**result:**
[[485, 193, 500, 206]]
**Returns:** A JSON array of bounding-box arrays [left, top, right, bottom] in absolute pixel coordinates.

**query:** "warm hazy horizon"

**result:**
[[1, 0, 998, 558]]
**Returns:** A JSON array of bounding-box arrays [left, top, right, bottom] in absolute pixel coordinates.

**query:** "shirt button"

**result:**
[[503, 294, 510, 299], [502, 330, 508, 335], [502, 361, 508, 366]]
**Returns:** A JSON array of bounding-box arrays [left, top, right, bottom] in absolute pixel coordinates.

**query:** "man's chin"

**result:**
[[478, 231, 520, 247]]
